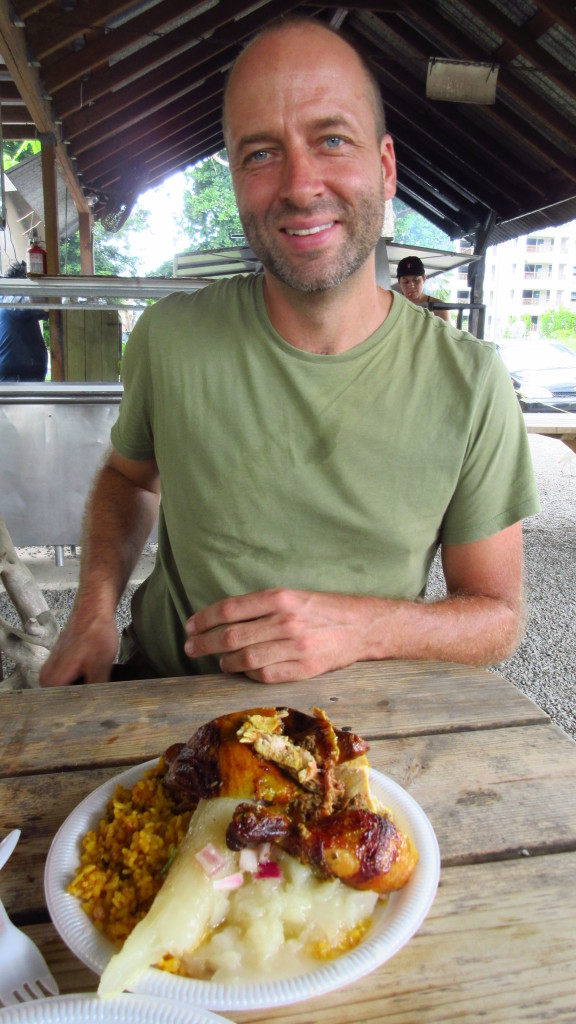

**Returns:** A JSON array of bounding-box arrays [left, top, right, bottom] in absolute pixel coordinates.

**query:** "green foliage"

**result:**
[[2, 140, 41, 170], [392, 199, 452, 250], [503, 314, 533, 339], [539, 306, 576, 342], [60, 221, 141, 276], [148, 258, 173, 278], [179, 153, 243, 249], [503, 308, 576, 350]]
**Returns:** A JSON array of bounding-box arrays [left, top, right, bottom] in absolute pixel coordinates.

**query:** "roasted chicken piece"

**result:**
[[226, 802, 418, 894], [163, 706, 418, 896], [164, 706, 368, 811]]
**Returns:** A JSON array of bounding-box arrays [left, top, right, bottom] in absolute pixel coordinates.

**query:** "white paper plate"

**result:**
[[46, 760, 440, 1011], [0, 993, 227, 1023]]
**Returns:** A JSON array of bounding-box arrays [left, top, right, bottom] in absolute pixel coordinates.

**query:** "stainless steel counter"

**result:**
[[1, 383, 124, 556]]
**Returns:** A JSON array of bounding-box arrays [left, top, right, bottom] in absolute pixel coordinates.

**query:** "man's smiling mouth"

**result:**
[[284, 222, 335, 237]]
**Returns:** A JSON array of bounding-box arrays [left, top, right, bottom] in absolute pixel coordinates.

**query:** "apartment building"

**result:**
[[448, 221, 576, 341]]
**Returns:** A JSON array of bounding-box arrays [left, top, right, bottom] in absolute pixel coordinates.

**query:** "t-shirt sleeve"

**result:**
[[440, 346, 541, 545], [110, 306, 156, 460]]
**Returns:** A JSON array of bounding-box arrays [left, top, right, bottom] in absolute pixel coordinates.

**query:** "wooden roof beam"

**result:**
[[79, 101, 222, 179], [63, 43, 231, 142], [0, 1, 88, 213], [25, 0, 139, 61], [49, 0, 257, 110]]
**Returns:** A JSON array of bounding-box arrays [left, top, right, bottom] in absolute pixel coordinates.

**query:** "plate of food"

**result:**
[[45, 706, 440, 1012]]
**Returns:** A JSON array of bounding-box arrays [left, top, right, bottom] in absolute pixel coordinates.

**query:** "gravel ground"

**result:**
[[501, 435, 576, 737], [2, 434, 575, 735]]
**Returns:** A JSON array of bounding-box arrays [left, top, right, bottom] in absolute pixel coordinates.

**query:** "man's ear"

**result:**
[[381, 134, 397, 200]]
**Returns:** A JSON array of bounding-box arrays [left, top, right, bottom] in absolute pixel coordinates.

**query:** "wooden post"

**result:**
[[40, 134, 64, 379], [78, 210, 95, 275]]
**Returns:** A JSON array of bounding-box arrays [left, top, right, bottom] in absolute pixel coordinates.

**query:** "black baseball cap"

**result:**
[[397, 256, 425, 278]]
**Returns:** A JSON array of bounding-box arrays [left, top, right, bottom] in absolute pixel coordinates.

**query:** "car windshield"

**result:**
[[498, 341, 576, 373]]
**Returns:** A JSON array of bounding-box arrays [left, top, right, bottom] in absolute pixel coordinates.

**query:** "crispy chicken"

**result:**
[[163, 706, 418, 895]]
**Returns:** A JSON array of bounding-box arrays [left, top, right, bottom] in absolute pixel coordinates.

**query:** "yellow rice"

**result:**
[[68, 758, 192, 946]]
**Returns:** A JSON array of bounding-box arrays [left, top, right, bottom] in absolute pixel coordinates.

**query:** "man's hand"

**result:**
[[183, 524, 526, 684], [184, 589, 370, 683], [39, 607, 119, 686]]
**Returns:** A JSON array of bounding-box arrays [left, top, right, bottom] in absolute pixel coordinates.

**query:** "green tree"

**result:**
[[60, 220, 141, 276], [503, 315, 532, 339], [2, 140, 41, 171], [540, 306, 576, 347], [179, 153, 243, 249], [392, 199, 452, 250], [149, 258, 173, 278]]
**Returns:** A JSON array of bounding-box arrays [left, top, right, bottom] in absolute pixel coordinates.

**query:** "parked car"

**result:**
[[495, 339, 576, 412]]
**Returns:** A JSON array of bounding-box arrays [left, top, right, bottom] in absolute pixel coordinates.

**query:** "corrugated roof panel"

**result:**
[[489, 0, 538, 27], [510, 53, 576, 127], [436, 0, 504, 51], [537, 22, 576, 70]]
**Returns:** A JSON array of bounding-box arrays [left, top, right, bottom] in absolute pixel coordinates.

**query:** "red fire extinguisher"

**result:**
[[26, 229, 47, 275]]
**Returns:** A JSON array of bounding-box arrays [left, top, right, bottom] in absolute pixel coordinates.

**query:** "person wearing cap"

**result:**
[[397, 256, 450, 322]]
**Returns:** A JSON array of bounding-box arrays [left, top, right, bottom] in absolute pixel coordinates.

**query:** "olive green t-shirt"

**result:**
[[111, 276, 540, 676]]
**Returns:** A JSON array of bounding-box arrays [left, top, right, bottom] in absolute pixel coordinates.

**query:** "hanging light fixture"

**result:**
[[426, 58, 499, 104]]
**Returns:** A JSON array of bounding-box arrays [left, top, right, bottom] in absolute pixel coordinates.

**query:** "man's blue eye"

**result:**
[[250, 150, 269, 162], [325, 136, 343, 148]]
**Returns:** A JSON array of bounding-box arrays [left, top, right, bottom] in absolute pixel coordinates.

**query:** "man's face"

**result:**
[[399, 275, 426, 302], [224, 25, 396, 294]]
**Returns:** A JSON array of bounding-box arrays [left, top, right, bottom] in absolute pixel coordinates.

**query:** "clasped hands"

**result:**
[[184, 588, 375, 683]]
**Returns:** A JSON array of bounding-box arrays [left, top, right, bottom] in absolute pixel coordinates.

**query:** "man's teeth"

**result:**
[[286, 222, 334, 236]]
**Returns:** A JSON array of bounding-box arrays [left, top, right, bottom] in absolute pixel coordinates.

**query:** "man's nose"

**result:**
[[279, 147, 324, 204]]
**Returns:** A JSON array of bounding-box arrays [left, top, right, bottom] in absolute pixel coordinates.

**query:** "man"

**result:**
[[40, 17, 539, 688], [396, 256, 450, 322]]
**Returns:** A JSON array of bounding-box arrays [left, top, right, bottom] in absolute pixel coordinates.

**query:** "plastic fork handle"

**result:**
[[0, 894, 11, 932], [0, 829, 21, 872]]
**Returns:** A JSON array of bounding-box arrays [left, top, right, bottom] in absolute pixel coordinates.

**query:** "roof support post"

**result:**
[[467, 211, 497, 339], [78, 210, 95, 275], [40, 133, 64, 380]]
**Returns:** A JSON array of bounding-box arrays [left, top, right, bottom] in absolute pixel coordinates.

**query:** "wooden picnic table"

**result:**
[[1, 660, 576, 1022], [523, 411, 576, 453]]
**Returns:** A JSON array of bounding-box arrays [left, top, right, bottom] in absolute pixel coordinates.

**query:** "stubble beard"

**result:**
[[240, 187, 386, 294]]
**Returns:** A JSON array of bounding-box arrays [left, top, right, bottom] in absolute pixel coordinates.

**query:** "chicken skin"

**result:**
[[163, 707, 418, 895]]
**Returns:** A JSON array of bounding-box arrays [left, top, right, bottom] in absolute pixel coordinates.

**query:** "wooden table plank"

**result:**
[[0, 766, 119, 916], [523, 412, 576, 452], [0, 662, 548, 777], [3, 722, 576, 917], [371, 723, 576, 865], [25, 851, 576, 1023]]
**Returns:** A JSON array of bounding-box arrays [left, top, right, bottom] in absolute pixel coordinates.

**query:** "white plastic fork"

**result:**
[[0, 842, 59, 1008], [0, 830, 21, 873]]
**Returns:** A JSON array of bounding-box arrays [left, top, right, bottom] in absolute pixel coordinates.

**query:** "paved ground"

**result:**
[[2, 434, 575, 736]]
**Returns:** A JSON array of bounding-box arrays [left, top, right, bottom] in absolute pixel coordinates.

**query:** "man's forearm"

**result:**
[[76, 462, 159, 615], [357, 591, 524, 667], [39, 456, 160, 687]]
